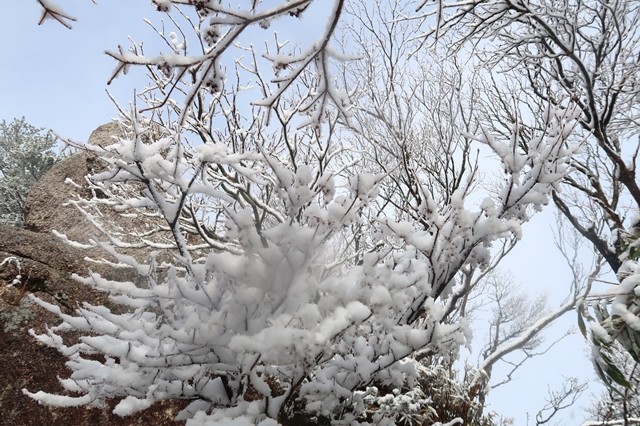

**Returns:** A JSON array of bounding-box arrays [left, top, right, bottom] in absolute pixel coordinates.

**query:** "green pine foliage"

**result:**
[[0, 117, 60, 227]]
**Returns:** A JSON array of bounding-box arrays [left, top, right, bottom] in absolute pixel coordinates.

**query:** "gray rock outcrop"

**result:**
[[24, 121, 124, 244], [0, 123, 187, 425]]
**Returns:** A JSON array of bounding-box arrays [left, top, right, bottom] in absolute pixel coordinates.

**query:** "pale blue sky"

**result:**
[[1, 1, 152, 140], [0, 2, 601, 424]]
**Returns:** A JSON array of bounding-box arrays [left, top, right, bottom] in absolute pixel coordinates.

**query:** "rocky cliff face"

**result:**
[[0, 123, 185, 425]]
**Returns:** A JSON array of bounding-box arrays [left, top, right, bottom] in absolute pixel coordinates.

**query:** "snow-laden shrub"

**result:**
[[579, 257, 640, 391], [23, 102, 579, 424], [357, 360, 495, 426], [25, 1, 582, 424], [578, 220, 640, 391]]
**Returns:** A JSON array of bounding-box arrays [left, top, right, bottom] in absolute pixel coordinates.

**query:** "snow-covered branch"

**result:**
[[24, 1, 587, 424]]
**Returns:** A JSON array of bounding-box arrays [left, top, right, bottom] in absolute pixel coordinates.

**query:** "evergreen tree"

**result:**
[[0, 117, 59, 226]]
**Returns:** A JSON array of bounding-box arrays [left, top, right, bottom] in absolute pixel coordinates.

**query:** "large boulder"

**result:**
[[0, 223, 97, 304], [23, 122, 176, 282], [0, 226, 187, 425], [24, 122, 123, 244], [0, 122, 187, 425]]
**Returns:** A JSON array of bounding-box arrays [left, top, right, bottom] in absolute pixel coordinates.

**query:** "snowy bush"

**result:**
[[25, 1, 584, 424]]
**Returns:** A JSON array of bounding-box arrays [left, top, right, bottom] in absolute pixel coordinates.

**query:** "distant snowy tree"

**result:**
[[0, 117, 59, 227], [24, 1, 583, 424]]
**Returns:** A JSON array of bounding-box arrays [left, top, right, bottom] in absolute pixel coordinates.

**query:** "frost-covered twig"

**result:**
[[36, 0, 78, 29]]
